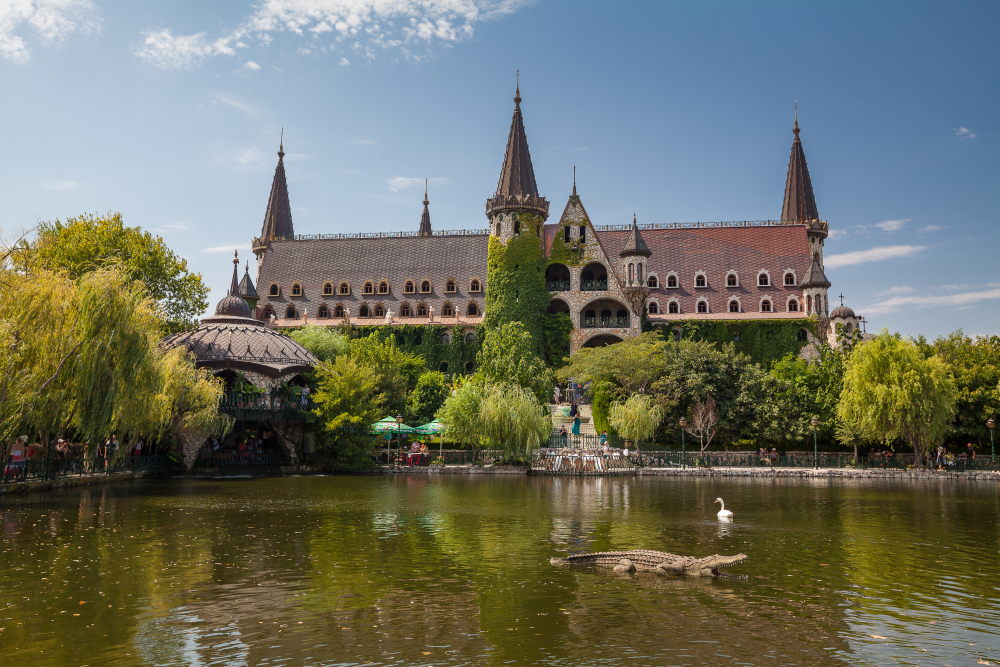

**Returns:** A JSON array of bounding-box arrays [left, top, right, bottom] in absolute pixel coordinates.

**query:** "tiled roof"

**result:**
[[620, 216, 651, 257], [495, 83, 538, 199], [596, 225, 812, 314], [418, 180, 432, 236], [259, 142, 294, 242], [239, 262, 258, 300], [255, 235, 488, 321], [800, 254, 831, 288], [780, 115, 820, 223]]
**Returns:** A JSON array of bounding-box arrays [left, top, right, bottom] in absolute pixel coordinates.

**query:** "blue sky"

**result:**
[[2, 1, 997, 338]]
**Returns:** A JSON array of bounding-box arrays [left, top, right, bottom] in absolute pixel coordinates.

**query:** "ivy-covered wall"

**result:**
[[657, 318, 819, 367], [340, 323, 481, 374], [484, 212, 550, 357]]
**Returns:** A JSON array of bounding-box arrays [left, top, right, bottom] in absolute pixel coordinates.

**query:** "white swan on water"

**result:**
[[715, 498, 733, 519]]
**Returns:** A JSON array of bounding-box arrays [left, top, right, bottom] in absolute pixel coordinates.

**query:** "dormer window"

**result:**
[[339, 282, 350, 295], [726, 273, 738, 287], [442, 303, 454, 317], [758, 272, 770, 287], [374, 304, 385, 317], [420, 280, 431, 293], [647, 275, 658, 289], [400, 303, 411, 317], [784, 272, 796, 286], [269, 284, 279, 297], [697, 300, 708, 313], [668, 301, 679, 314], [417, 303, 428, 317], [446, 280, 456, 293], [470, 279, 481, 292], [695, 274, 706, 288], [318, 304, 329, 318], [467, 302, 479, 316], [667, 275, 678, 289], [285, 305, 296, 318], [334, 304, 344, 317], [363, 282, 374, 295], [378, 281, 389, 294], [729, 300, 740, 313], [648, 302, 659, 314], [291, 283, 302, 297], [404, 281, 415, 294], [761, 299, 772, 312], [323, 283, 333, 296]]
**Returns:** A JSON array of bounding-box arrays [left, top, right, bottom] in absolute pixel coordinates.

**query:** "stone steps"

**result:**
[[548, 404, 597, 435]]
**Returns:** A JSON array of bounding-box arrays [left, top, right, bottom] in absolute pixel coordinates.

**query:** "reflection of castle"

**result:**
[[249, 83, 860, 354]]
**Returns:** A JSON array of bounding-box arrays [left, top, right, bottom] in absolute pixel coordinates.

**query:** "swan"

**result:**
[[715, 497, 733, 519]]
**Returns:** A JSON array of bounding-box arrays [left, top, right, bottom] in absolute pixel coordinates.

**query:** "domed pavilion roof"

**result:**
[[161, 252, 317, 379], [830, 304, 856, 320]]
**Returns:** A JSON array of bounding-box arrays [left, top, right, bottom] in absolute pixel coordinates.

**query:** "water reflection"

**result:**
[[0, 475, 997, 666]]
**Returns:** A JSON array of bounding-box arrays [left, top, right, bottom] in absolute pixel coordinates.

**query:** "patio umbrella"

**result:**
[[370, 416, 416, 434], [415, 419, 446, 459]]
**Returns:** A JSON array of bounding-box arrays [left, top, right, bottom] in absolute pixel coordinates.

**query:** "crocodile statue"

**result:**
[[550, 550, 747, 577]]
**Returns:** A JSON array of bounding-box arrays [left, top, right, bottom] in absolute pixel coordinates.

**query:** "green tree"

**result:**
[[407, 371, 450, 425], [290, 325, 349, 362], [478, 383, 552, 464], [838, 330, 957, 468], [476, 321, 553, 401], [311, 357, 381, 470], [348, 335, 425, 416], [609, 393, 664, 450], [437, 381, 487, 461], [32, 212, 209, 331]]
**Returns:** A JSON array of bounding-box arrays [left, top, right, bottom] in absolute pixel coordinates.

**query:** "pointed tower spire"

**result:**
[[486, 73, 549, 221], [254, 132, 295, 256], [418, 178, 432, 236], [239, 260, 259, 310], [620, 214, 651, 257], [781, 107, 819, 223], [572, 165, 577, 196], [229, 251, 241, 295]]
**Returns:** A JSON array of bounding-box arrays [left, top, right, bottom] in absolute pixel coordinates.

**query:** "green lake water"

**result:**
[[1, 475, 998, 666]]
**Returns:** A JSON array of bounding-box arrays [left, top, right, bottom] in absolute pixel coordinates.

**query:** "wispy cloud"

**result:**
[[875, 218, 909, 232], [876, 285, 913, 297], [352, 138, 376, 146], [940, 284, 970, 291], [825, 245, 927, 268], [863, 288, 1000, 315], [232, 147, 264, 164], [133, 0, 530, 70], [918, 224, 945, 234], [204, 244, 242, 253], [158, 222, 190, 232], [42, 179, 77, 190], [0, 0, 99, 63], [244, 60, 261, 70], [827, 228, 848, 240], [339, 56, 350, 66], [955, 127, 976, 140], [212, 92, 261, 117], [388, 176, 448, 192]]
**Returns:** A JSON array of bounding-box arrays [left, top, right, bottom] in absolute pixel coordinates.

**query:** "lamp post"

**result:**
[[679, 417, 687, 469], [395, 414, 403, 466], [988, 418, 995, 470], [811, 416, 819, 469]]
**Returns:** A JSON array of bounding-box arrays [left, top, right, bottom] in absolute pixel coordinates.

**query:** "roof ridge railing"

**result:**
[[595, 219, 825, 231], [293, 229, 489, 241]]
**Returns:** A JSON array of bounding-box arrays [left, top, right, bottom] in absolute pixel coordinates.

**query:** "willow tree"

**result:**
[[838, 331, 957, 468], [479, 383, 551, 464], [609, 393, 664, 460], [437, 381, 487, 461]]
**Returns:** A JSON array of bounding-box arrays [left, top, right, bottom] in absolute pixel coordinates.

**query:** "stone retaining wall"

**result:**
[[637, 467, 999, 481], [0, 470, 155, 496]]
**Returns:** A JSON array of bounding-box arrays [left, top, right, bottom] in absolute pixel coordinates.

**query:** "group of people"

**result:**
[[929, 443, 978, 470], [758, 447, 780, 466], [200, 431, 275, 463]]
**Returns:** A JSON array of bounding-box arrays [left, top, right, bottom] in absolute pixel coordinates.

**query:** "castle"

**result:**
[[243, 83, 860, 359]]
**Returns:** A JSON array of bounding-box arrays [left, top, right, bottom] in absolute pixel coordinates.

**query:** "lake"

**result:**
[[1, 474, 998, 666]]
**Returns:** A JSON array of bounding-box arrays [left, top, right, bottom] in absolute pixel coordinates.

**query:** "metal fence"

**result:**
[[2, 455, 172, 485]]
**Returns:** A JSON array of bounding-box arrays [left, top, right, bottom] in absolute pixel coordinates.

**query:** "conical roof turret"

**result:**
[[485, 73, 549, 220], [418, 179, 432, 236], [620, 214, 651, 257], [800, 253, 831, 288], [214, 251, 253, 318], [781, 108, 820, 224], [238, 261, 258, 300], [254, 131, 294, 254]]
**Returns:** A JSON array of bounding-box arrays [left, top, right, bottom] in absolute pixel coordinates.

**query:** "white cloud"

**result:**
[[918, 224, 945, 233], [212, 92, 261, 117], [388, 176, 448, 192], [863, 288, 1000, 315], [134, 28, 239, 69], [204, 244, 242, 253], [876, 285, 913, 297], [874, 218, 909, 232], [0, 0, 99, 63], [133, 0, 530, 69], [827, 228, 848, 240], [825, 245, 927, 269], [42, 179, 77, 190], [244, 60, 261, 70], [955, 127, 976, 140], [352, 138, 376, 146], [232, 147, 263, 164], [940, 284, 970, 291], [158, 222, 190, 232], [339, 56, 349, 65]]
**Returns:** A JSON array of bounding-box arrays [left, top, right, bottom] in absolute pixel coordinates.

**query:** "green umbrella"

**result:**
[[414, 419, 446, 460], [371, 416, 415, 434]]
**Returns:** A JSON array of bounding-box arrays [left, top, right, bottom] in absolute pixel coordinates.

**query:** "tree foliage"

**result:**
[[310, 357, 382, 471], [608, 393, 663, 445], [289, 325, 349, 362], [838, 330, 957, 467], [476, 321, 553, 402], [407, 371, 450, 425], [32, 213, 209, 330], [436, 381, 487, 460], [348, 335, 425, 416]]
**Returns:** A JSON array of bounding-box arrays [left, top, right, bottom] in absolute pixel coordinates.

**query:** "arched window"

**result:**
[[339, 282, 350, 295], [695, 274, 706, 288], [758, 272, 770, 287], [564, 226, 571, 243], [285, 305, 297, 319], [513, 221, 521, 236], [467, 302, 479, 316], [359, 305, 370, 317], [470, 279, 481, 292], [400, 303, 411, 317], [420, 280, 431, 293], [729, 300, 740, 313], [788, 299, 798, 312], [579, 225, 586, 242], [761, 300, 772, 312], [784, 272, 796, 286], [845, 322, 854, 334], [262, 305, 275, 319], [334, 304, 344, 317], [584, 308, 596, 326], [672, 327, 681, 341], [363, 282, 374, 295], [374, 304, 385, 317], [647, 275, 658, 289], [442, 303, 454, 317], [580, 263, 608, 291], [378, 281, 389, 294], [440, 361, 449, 373], [465, 332, 475, 344], [668, 301, 679, 314], [417, 303, 428, 317], [697, 300, 708, 313], [667, 275, 678, 288], [441, 332, 452, 344], [404, 281, 415, 294], [797, 328, 809, 342], [464, 361, 474, 373], [648, 301, 659, 314], [726, 273, 738, 287], [291, 283, 302, 297], [323, 283, 333, 296], [318, 304, 329, 318], [616, 309, 628, 326], [806, 295, 812, 312], [546, 264, 571, 291], [269, 283, 279, 297], [445, 280, 456, 293], [628, 263, 634, 283], [638, 264, 643, 283]]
